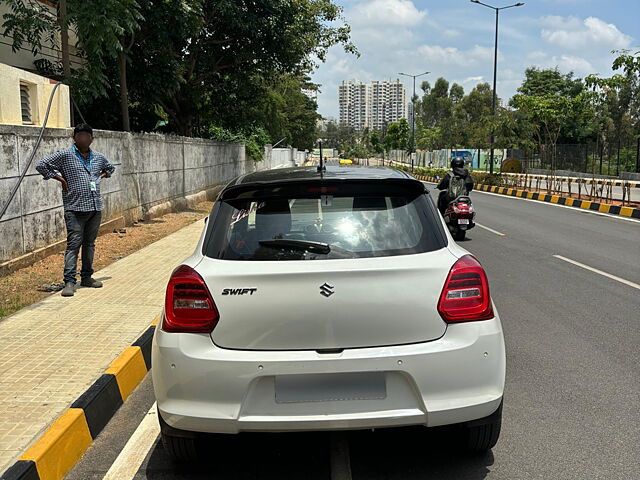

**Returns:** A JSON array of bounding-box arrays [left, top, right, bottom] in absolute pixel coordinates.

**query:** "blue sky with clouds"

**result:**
[[312, 0, 639, 119]]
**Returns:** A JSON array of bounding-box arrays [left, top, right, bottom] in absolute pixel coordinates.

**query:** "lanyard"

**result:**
[[73, 146, 93, 173]]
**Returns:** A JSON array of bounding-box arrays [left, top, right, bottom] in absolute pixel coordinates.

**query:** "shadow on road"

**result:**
[[349, 426, 493, 480], [144, 431, 330, 479], [143, 426, 493, 479]]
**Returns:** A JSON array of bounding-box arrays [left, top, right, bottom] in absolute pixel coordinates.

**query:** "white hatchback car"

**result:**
[[152, 166, 505, 461]]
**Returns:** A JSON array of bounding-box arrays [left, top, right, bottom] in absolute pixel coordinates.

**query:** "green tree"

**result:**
[[611, 49, 640, 137], [517, 67, 584, 98], [1, 0, 143, 130], [71, 0, 142, 131], [2, 0, 356, 141], [1, 0, 65, 74], [415, 124, 441, 151], [252, 73, 320, 150], [445, 83, 493, 149], [512, 94, 588, 171], [384, 122, 401, 152], [418, 77, 454, 128], [370, 130, 383, 155], [131, 0, 355, 136], [512, 67, 590, 144], [318, 120, 340, 148], [397, 118, 410, 151]]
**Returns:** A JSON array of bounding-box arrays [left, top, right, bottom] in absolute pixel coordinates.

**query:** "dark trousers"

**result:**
[[63, 210, 101, 284], [437, 191, 448, 214]]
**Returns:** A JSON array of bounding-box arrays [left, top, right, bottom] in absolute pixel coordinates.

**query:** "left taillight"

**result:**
[[438, 255, 494, 323], [163, 265, 219, 333]]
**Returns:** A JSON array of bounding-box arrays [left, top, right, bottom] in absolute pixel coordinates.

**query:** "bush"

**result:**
[[473, 173, 505, 186], [413, 167, 449, 178], [390, 165, 448, 178], [203, 125, 270, 161]]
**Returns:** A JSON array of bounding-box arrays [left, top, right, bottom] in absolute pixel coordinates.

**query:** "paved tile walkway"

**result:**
[[0, 219, 204, 472]]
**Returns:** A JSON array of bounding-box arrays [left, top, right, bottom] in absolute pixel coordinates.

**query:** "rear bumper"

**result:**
[[152, 316, 505, 434]]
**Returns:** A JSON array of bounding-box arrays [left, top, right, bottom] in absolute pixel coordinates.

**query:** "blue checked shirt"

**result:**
[[36, 146, 115, 212]]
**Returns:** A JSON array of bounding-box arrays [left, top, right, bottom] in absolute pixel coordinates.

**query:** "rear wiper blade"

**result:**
[[258, 239, 331, 254]]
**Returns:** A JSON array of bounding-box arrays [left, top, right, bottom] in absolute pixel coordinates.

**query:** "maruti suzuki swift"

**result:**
[[152, 166, 505, 461]]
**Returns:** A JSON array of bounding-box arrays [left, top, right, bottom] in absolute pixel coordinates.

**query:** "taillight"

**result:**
[[163, 265, 219, 333], [453, 202, 472, 214], [438, 255, 494, 323]]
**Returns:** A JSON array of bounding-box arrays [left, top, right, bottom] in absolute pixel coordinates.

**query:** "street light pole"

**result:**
[[471, 1, 524, 175], [490, 8, 499, 175], [399, 71, 429, 171]]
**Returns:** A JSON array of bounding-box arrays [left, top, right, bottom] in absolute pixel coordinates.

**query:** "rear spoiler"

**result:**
[[219, 178, 428, 202]]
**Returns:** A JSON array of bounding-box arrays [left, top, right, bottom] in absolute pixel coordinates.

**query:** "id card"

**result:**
[[90, 181, 96, 192]]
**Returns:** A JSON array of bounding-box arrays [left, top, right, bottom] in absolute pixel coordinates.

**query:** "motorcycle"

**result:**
[[443, 196, 475, 241]]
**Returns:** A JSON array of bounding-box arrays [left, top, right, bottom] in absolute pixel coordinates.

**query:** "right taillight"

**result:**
[[438, 255, 494, 323], [163, 265, 219, 333]]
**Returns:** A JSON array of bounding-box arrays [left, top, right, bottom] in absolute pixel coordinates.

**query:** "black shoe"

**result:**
[[61, 282, 75, 297], [80, 278, 103, 288]]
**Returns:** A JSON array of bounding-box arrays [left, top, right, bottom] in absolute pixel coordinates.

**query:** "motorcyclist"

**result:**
[[437, 158, 474, 214]]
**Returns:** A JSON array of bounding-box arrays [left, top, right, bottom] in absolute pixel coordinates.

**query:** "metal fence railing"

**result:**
[[510, 141, 640, 177]]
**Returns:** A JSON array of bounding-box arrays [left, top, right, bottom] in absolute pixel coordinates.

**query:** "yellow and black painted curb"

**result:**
[[1, 318, 159, 480], [415, 174, 640, 220]]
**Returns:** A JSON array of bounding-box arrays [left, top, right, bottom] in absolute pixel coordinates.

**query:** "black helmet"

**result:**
[[451, 157, 465, 169]]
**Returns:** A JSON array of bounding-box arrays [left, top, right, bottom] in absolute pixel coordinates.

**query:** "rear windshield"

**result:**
[[204, 182, 446, 261]]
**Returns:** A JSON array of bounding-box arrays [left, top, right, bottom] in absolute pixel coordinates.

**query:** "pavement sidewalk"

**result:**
[[0, 219, 205, 473]]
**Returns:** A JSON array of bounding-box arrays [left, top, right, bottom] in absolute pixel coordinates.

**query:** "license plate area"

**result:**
[[275, 372, 387, 403], [458, 218, 470, 224]]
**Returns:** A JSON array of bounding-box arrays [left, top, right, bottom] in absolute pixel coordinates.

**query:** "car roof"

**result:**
[[229, 166, 415, 188]]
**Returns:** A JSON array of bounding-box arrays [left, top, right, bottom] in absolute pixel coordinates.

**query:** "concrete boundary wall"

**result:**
[[271, 147, 309, 166], [0, 125, 285, 265]]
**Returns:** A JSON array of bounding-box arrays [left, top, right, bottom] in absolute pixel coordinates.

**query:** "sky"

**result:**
[[311, 0, 640, 119]]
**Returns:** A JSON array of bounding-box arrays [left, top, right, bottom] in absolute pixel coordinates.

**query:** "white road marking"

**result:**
[[330, 432, 353, 480], [103, 403, 160, 480], [423, 181, 640, 224], [475, 223, 506, 237], [553, 255, 640, 291]]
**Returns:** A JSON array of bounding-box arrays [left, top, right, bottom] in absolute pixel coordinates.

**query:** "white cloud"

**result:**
[[311, 6, 634, 119], [462, 76, 484, 85], [527, 51, 548, 61], [350, 0, 427, 27], [552, 55, 594, 74], [541, 16, 632, 51], [442, 29, 461, 39], [524, 50, 595, 75], [416, 45, 497, 67]]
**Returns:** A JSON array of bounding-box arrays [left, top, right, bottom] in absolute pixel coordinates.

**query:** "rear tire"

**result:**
[[161, 432, 199, 462], [462, 402, 502, 452], [454, 229, 466, 241], [158, 412, 200, 462]]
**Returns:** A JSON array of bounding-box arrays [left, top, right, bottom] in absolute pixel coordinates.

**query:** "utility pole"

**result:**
[[58, 0, 73, 124], [399, 71, 429, 171], [471, 0, 524, 175], [58, 0, 71, 79]]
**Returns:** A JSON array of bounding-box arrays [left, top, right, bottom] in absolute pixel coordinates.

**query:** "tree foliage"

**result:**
[[1, 0, 355, 153]]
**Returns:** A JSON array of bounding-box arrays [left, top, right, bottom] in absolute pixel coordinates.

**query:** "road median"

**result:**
[[0, 219, 205, 479], [1, 322, 156, 480], [414, 173, 640, 219]]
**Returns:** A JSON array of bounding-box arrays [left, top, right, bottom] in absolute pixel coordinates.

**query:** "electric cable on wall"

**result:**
[[0, 81, 62, 221]]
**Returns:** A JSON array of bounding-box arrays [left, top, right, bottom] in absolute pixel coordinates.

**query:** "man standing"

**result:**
[[36, 124, 115, 297]]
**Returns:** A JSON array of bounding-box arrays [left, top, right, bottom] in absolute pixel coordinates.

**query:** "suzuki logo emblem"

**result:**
[[319, 283, 334, 298]]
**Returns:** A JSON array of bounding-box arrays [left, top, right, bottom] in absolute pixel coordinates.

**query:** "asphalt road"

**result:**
[[66, 180, 640, 480]]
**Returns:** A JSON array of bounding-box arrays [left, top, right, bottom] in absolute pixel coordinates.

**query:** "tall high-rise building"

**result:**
[[338, 80, 369, 130], [338, 80, 407, 131]]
